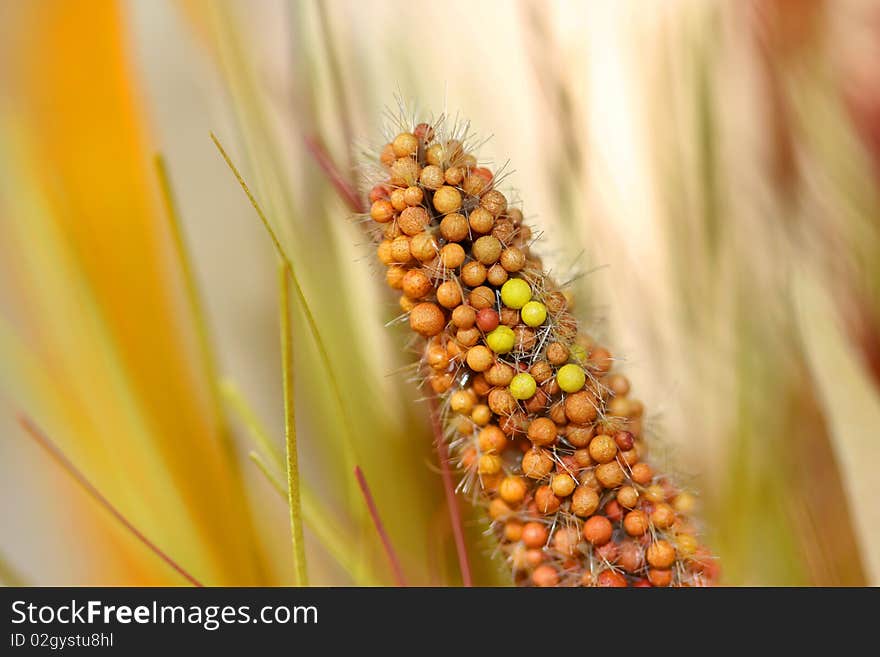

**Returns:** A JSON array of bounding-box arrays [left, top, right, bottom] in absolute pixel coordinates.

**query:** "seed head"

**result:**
[[363, 112, 715, 587]]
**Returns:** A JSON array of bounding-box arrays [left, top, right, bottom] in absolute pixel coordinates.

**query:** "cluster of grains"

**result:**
[[365, 119, 717, 587]]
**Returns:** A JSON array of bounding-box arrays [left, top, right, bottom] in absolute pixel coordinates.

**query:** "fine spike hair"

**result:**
[[361, 108, 718, 587]]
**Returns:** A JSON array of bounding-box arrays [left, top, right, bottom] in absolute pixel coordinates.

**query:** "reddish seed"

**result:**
[[614, 431, 635, 451], [620, 447, 640, 467], [525, 549, 544, 568], [595, 540, 619, 564], [596, 570, 627, 588], [369, 184, 390, 203], [604, 500, 623, 522], [583, 515, 613, 546], [572, 448, 593, 468], [532, 564, 559, 588], [522, 522, 549, 548], [430, 372, 453, 394], [478, 425, 507, 454], [499, 411, 528, 436], [608, 374, 630, 396], [548, 401, 566, 425], [476, 308, 500, 332], [535, 485, 561, 514], [530, 361, 553, 384], [414, 122, 434, 142], [619, 540, 645, 573]]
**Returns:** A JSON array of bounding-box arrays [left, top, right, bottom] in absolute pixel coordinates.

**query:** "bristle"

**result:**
[[359, 112, 718, 587]]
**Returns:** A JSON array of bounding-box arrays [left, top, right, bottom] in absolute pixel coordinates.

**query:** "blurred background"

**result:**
[[1, 0, 878, 586]]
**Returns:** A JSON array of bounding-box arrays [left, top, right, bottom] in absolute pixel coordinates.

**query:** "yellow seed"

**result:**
[[556, 363, 586, 393], [520, 301, 547, 327], [486, 326, 516, 354], [509, 373, 537, 400], [500, 278, 531, 309]]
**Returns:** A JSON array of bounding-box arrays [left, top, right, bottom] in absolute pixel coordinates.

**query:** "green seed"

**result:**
[[557, 363, 586, 393], [486, 325, 516, 354], [509, 372, 537, 400], [570, 344, 588, 364], [520, 301, 547, 327], [500, 278, 531, 309]]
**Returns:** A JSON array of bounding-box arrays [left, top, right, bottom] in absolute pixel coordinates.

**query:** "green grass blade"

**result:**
[[279, 263, 308, 587]]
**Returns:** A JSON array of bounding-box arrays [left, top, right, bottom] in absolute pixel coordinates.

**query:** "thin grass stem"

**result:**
[[17, 413, 203, 587]]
